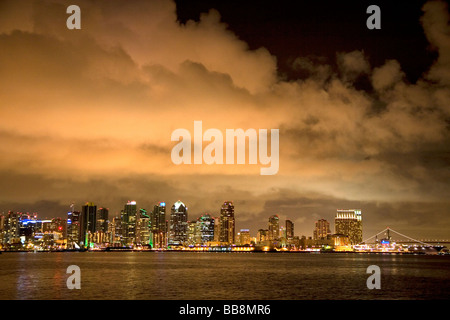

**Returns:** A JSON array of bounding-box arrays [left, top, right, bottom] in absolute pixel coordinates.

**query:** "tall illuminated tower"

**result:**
[[334, 209, 362, 245], [219, 201, 235, 245], [121, 201, 137, 247], [169, 200, 188, 246], [268, 215, 280, 241], [81, 202, 97, 248], [313, 219, 331, 240], [151, 202, 167, 248], [285, 219, 294, 240]]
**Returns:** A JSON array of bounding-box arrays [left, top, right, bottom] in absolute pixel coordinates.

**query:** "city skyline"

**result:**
[[1, 0, 450, 240]]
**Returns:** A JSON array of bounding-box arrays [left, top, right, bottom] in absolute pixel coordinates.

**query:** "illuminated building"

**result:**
[[121, 201, 137, 247], [197, 213, 215, 244], [213, 216, 220, 242], [136, 208, 150, 246], [81, 202, 97, 248], [169, 200, 188, 246], [151, 202, 167, 249], [219, 201, 235, 245], [285, 220, 294, 240], [313, 219, 331, 240], [257, 229, 269, 244], [110, 216, 122, 247], [96, 207, 109, 233], [238, 229, 251, 245], [334, 209, 362, 245], [268, 215, 280, 241], [67, 210, 81, 249], [3, 211, 20, 246]]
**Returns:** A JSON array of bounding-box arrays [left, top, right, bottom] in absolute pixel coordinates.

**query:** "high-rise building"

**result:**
[[121, 201, 137, 247], [96, 207, 109, 233], [219, 201, 235, 245], [81, 202, 97, 247], [285, 220, 294, 240], [151, 202, 167, 249], [313, 219, 331, 240], [197, 213, 215, 244], [335, 209, 362, 245], [169, 200, 188, 246], [268, 215, 280, 241], [136, 208, 151, 246], [257, 229, 269, 244], [213, 216, 220, 242], [110, 216, 122, 247], [238, 229, 251, 245], [67, 208, 81, 249]]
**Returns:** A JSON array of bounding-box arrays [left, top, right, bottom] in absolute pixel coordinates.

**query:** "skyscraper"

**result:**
[[219, 201, 235, 245], [268, 215, 280, 241], [81, 202, 97, 248], [285, 220, 294, 240], [136, 208, 150, 246], [151, 202, 167, 249], [313, 219, 331, 240], [67, 208, 81, 249], [335, 209, 362, 245], [169, 200, 188, 246], [238, 229, 251, 245], [121, 201, 137, 247], [197, 213, 215, 244], [96, 207, 109, 233]]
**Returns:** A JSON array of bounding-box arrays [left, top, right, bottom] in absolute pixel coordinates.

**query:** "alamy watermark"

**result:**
[[171, 121, 279, 175]]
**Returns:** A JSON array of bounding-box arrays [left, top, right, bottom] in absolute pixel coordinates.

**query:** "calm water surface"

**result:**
[[0, 252, 449, 300]]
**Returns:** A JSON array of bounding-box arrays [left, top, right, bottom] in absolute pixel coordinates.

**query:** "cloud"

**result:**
[[0, 0, 449, 238]]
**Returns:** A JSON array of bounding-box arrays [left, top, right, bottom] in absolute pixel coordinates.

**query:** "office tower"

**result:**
[[96, 207, 109, 233], [335, 209, 362, 245], [268, 215, 280, 241], [136, 208, 151, 246], [314, 219, 331, 240], [81, 202, 97, 247], [197, 213, 215, 244], [219, 201, 235, 245], [187, 221, 197, 246], [67, 209, 81, 249], [151, 202, 167, 248], [213, 216, 220, 242], [286, 220, 294, 240], [4, 211, 20, 245], [121, 201, 137, 247], [110, 216, 122, 247], [257, 229, 269, 243], [238, 229, 251, 245], [169, 200, 188, 246]]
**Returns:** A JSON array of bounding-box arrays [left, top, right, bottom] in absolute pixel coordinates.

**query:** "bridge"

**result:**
[[355, 227, 449, 253]]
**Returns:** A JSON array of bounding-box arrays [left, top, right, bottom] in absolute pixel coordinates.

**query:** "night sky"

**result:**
[[0, 0, 449, 240]]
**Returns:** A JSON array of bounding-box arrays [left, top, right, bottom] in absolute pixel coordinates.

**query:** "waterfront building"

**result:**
[[169, 200, 188, 246], [197, 213, 215, 244], [285, 220, 294, 240], [313, 219, 331, 240], [151, 202, 167, 249], [268, 215, 280, 241], [121, 201, 137, 247], [136, 208, 151, 246], [96, 207, 109, 233], [257, 229, 269, 244], [81, 202, 97, 248], [67, 210, 81, 249], [238, 229, 251, 245], [219, 201, 235, 245], [334, 209, 362, 245]]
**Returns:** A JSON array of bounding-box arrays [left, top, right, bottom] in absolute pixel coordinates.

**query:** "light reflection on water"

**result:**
[[0, 252, 449, 300]]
